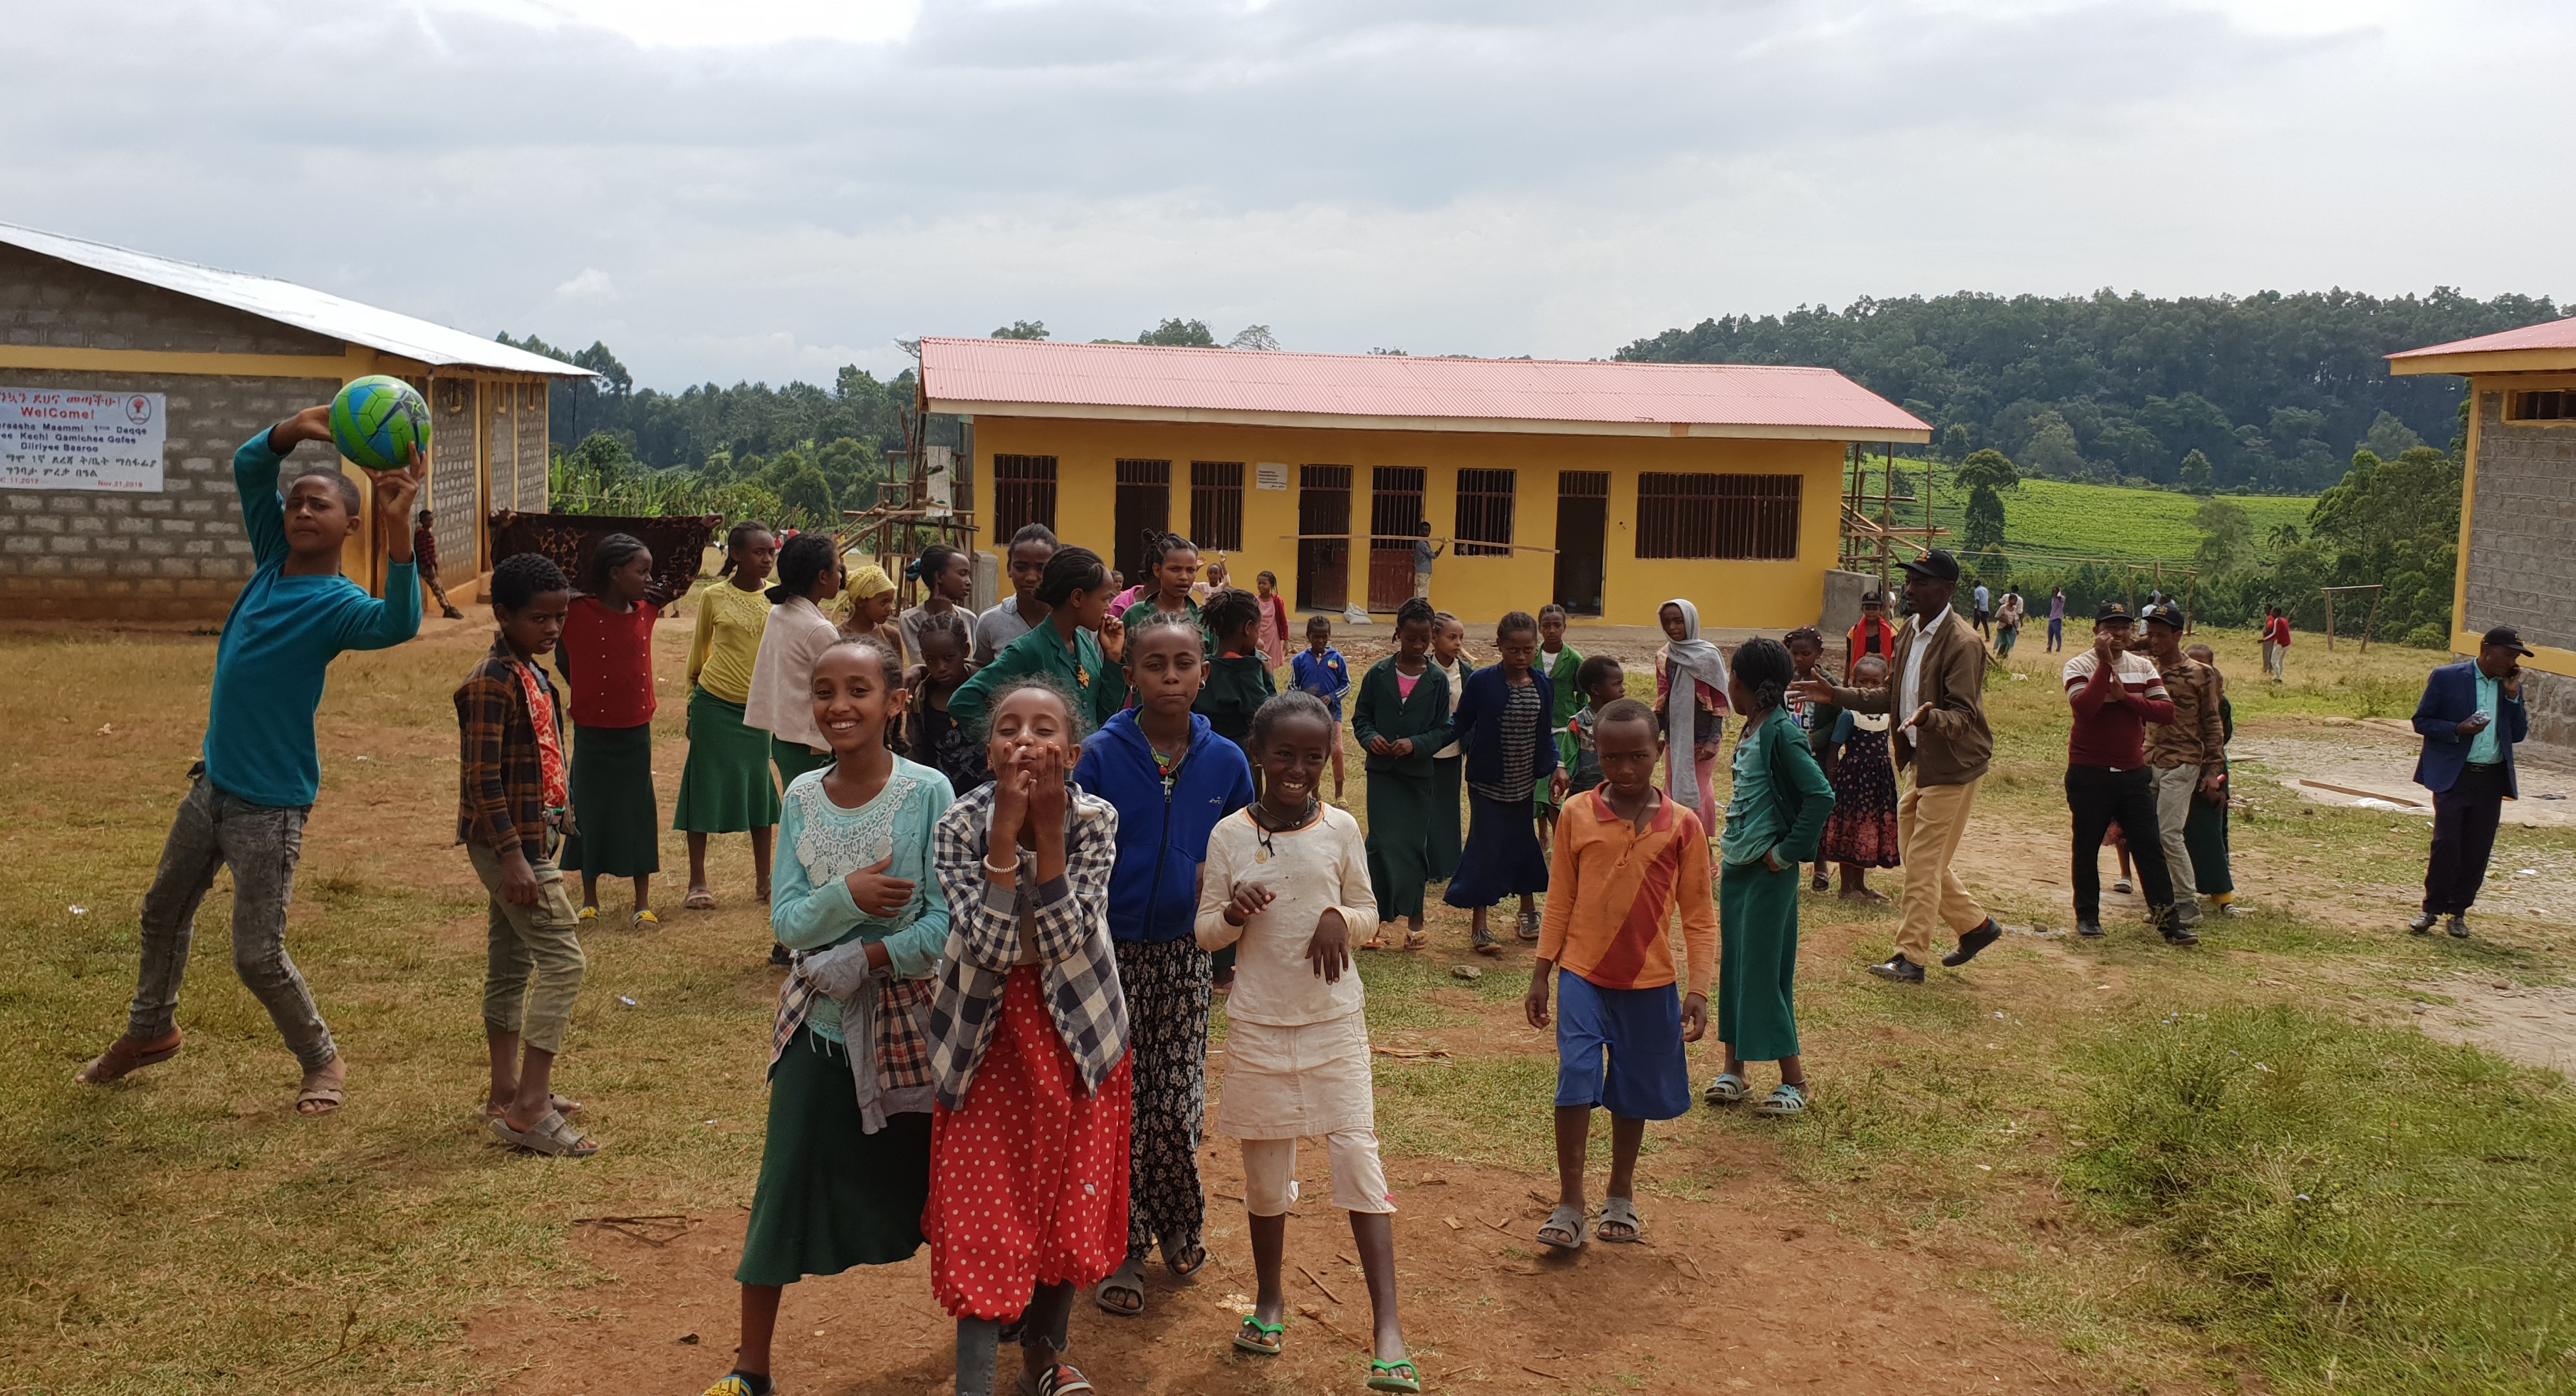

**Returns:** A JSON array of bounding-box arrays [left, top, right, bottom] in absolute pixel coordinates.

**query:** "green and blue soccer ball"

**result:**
[[330, 375, 432, 470]]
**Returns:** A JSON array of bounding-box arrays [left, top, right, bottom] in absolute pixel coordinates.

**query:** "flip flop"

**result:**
[[1536, 1204, 1586, 1251], [296, 1083, 345, 1116], [576, 905, 600, 923], [1597, 1197, 1642, 1243], [684, 888, 716, 910], [1368, 1358, 1424, 1393], [74, 1030, 184, 1085], [1234, 1316, 1285, 1355], [1400, 929, 1429, 952], [632, 910, 660, 927]]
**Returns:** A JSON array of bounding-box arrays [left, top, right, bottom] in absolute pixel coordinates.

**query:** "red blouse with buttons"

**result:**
[[559, 595, 662, 729]]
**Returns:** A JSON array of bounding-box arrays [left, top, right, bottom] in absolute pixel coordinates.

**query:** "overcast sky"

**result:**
[[8, 0, 2570, 388]]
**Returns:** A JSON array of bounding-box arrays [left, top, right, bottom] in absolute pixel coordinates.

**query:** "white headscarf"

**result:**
[[1657, 598, 1729, 811]]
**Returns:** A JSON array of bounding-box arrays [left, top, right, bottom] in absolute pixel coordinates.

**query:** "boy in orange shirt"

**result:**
[[1524, 698, 1716, 1251]]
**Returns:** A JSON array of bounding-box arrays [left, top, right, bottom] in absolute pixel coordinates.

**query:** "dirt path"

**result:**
[[472, 1152, 2090, 1396]]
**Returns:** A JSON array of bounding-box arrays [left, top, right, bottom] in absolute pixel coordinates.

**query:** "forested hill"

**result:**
[[1618, 289, 2566, 493]]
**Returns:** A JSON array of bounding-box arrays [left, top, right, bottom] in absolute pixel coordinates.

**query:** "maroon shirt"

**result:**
[[557, 595, 661, 729], [2063, 650, 2175, 769]]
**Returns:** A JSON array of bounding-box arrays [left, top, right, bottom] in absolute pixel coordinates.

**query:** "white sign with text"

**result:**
[[0, 387, 167, 492]]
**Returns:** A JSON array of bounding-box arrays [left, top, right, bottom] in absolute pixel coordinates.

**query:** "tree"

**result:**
[[2362, 410, 2425, 460], [1956, 448, 2017, 556], [2192, 497, 2255, 573], [1138, 318, 1216, 347], [775, 460, 836, 526], [991, 321, 1050, 340], [1226, 325, 1282, 352], [2020, 413, 2086, 477], [2178, 448, 2214, 493], [1941, 424, 1973, 463]]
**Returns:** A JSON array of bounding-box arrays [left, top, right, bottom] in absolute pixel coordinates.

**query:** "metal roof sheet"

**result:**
[[2387, 317, 2576, 362], [0, 221, 593, 378], [920, 336, 1927, 438]]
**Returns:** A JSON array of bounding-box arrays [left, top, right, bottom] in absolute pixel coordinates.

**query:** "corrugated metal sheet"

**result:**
[[921, 336, 1927, 434], [0, 221, 593, 378], [2389, 317, 2576, 361]]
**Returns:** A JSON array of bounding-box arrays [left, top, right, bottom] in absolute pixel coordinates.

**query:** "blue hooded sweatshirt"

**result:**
[[1073, 708, 1256, 944]]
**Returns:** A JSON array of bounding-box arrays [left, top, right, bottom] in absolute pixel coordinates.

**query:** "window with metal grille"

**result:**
[[1191, 460, 1245, 551], [1452, 469, 1516, 556], [991, 454, 1058, 539], [2508, 390, 2575, 422], [1634, 473, 1802, 560]]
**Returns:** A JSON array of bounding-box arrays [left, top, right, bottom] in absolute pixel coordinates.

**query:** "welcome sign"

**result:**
[[0, 387, 167, 492]]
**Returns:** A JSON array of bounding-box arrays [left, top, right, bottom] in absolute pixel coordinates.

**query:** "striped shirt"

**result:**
[[1535, 788, 1718, 996], [2063, 650, 2174, 769]]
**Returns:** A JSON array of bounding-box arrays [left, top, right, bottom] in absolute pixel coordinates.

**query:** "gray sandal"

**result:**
[[1753, 1083, 1809, 1116], [1094, 1255, 1146, 1316], [1703, 1072, 1752, 1105], [489, 1108, 599, 1157], [1536, 1204, 1586, 1251], [1596, 1197, 1642, 1243]]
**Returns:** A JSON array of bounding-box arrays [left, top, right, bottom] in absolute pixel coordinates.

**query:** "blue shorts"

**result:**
[[1553, 973, 1691, 1121]]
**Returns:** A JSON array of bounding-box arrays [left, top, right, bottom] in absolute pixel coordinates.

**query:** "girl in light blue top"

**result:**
[[706, 635, 954, 1396]]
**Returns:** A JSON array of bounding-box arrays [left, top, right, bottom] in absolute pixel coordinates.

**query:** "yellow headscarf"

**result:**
[[846, 559, 895, 598]]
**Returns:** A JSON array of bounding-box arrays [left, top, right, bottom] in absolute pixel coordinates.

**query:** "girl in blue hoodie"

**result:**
[[1071, 608, 1256, 1321]]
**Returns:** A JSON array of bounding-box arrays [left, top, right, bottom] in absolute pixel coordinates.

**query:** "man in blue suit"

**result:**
[[2409, 626, 2533, 938]]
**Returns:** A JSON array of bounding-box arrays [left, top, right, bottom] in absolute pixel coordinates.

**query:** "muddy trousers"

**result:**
[[125, 776, 335, 1073], [2065, 766, 2174, 927], [2422, 764, 2507, 915]]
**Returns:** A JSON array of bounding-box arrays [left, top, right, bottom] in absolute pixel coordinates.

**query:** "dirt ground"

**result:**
[[472, 1157, 2090, 1396]]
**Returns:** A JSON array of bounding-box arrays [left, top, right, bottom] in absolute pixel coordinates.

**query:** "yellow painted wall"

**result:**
[[967, 416, 1849, 630]]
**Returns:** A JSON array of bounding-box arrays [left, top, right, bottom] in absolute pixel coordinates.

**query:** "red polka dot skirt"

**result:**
[[927, 964, 1135, 1321]]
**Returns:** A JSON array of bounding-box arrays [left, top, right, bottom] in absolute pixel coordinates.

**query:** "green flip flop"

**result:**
[[1368, 1358, 1423, 1392], [1234, 1316, 1286, 1355]]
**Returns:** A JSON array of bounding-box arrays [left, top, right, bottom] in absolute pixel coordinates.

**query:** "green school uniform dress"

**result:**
[[1716, 712, 1836, 1065], [1535, 643, 1584, 816], [1429, 657, 1471, 881], [1120, 596, 1214, 655], [1352, 657, 1456, 921], [949, 618, 1130, 738]]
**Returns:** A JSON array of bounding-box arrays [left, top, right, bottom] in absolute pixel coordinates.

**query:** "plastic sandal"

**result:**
[[1234, 1316, 1286, 1355], [74, 1030, 184, 1085], [577, 905, 599, 922], [1094, 1257, 1146, 1317], [482, 1094, 580, 1122], [1400, 928, 1429, 952], [684, 888, 716, 910], [1703, 1072, 1752, 1105], [1165, 1240, 1209, 1279], [1753, 1083, 1809, 1117], [633, 910, 660, 927], [1536, 1203, 1586, 1251], [1019, 1364, 1094, 1396], [489, 1108, 600, 1157], [1368, 1358, 1424, 1393], [1596, 1197, 1642, 1243]]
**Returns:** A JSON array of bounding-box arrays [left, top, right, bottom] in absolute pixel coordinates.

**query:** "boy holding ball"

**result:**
[[74, 406, 423, 1115]]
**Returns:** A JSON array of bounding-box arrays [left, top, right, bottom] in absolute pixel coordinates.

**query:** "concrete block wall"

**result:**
[[2463, 389, 2576, 653], [0, 369, 345, 620], [1, 244, 343, 356]]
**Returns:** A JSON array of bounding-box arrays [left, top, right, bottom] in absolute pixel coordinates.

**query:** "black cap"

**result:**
[[2142, 601, 2186, 630], [2095, 600, 2134, 624], [1899, 549, 1961, 583], [1861, 590, 1884, 607], [2483, 625, 2535, 657]]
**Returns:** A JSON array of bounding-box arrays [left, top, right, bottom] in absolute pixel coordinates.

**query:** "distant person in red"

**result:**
[[415, 508, 466, 620], [1845, 590, 1897, 674], [2262, 605, 2293, 682]]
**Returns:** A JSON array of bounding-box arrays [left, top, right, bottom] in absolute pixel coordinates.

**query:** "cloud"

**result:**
[[1, 0, 2568, 389]]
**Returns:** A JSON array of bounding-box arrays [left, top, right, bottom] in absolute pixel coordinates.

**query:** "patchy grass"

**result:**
[[1855, 455, 2316, 567]]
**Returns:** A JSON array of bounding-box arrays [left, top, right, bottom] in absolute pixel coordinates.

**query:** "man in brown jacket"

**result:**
[[1794, 551, 2003, 983], [2141, 603, 2223, 938]]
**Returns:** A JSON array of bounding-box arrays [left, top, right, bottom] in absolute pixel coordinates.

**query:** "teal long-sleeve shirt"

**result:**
[[948, 618, 1128, 738], [201, 430, 421, 808], [770, 759, 955, 1042]]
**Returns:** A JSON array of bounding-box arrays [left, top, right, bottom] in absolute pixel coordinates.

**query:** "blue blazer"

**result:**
[[1449, 664, 1560, 792], [2411, 660, 2526, 797]]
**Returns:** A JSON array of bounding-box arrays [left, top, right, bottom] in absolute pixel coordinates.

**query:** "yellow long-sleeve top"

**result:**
[[687, 578, 771, 705], [1536, 787, 1718, 996]]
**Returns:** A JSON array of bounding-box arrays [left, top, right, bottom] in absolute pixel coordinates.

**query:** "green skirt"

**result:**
[[736, 1027, 932, 1286], [563, 722, 660, 878], [1718, 859, 1800, 1063], [1429, 754, 1464, 882], [673, 688, 782, 834], [1367, 771, 1439, 921], [773, 737, 831, 788], [2185, 788, 2234, 899]]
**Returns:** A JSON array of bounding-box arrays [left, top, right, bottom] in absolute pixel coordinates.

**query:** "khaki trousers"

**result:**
[[1895, 777, 1988, 966], [469, 842, 587, 1054], [2151, 766, 2204, 926]]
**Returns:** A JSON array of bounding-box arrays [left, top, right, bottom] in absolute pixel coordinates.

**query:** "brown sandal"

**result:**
[[74, 1030, 184, 1085]]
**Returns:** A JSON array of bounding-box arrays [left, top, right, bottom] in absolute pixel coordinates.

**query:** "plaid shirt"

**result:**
[[454, 637, 562, 860], [927, 780, 1126, 1111]]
